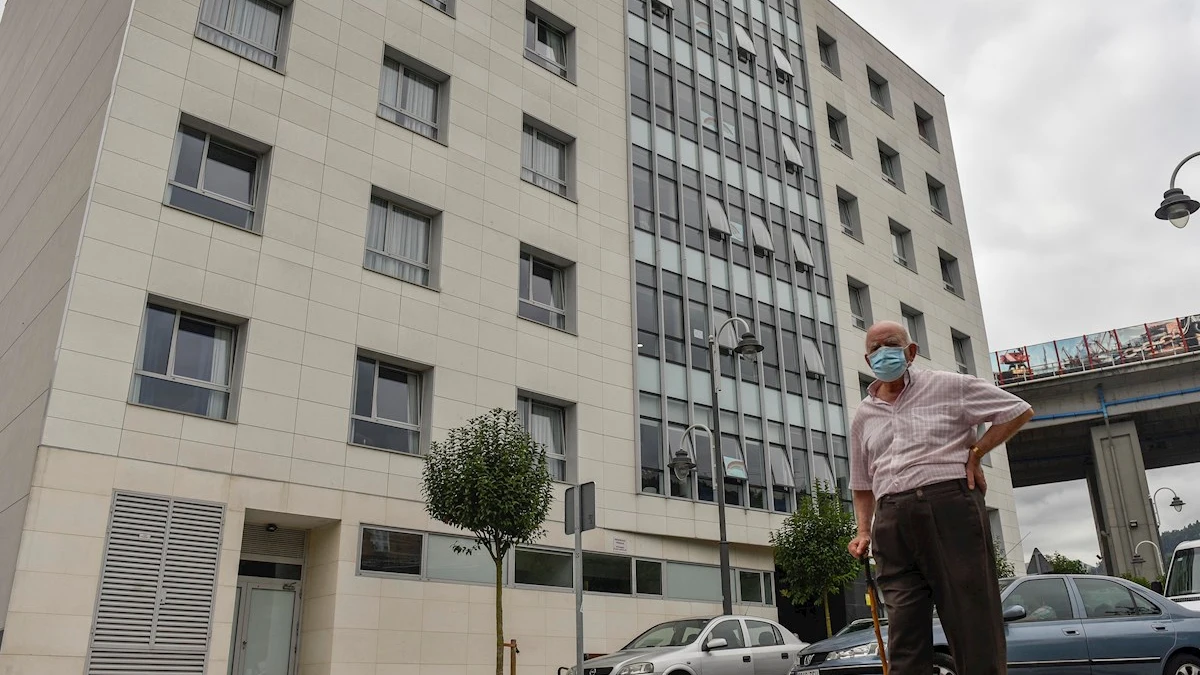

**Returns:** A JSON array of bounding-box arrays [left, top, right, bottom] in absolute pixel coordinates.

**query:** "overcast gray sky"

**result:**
[[833, 0, 1200, 566]]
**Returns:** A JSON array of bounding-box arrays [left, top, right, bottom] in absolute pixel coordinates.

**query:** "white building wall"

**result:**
[[800, 0, 1024, 565]]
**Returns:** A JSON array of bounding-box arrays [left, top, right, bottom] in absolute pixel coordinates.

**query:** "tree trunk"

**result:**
[[823, 591, 832, 638], [495, 558, 504, 675]]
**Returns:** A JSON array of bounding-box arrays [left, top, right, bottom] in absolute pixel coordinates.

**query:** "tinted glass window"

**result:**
[[1076, 578, 1143, 618], [1004, 578, 1073, 622], [360, 528, 422, 575]]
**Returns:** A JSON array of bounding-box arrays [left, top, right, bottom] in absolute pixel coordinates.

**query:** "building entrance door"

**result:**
[[229, 577, 301, 675]]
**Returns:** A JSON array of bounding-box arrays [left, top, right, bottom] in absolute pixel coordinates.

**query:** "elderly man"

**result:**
[[848, 321, 1034, 675]]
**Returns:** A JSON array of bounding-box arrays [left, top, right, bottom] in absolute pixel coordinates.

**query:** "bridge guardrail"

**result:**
[[992, 314, 1200, 386]]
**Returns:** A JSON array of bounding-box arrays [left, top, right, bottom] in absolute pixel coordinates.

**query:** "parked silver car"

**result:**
[[565, 615, 809, 675]]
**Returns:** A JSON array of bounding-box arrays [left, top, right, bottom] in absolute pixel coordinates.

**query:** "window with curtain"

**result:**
[[879, 146, 899, 185], [867, 67, 891, 112], [525, 10, 569, 77], [521, 126, 568, 196], [167, 124, 260, 230], [196, 0, 284, 69], [364, 196, 431, 286], [519, 396, 568, 480], [518, 251, 567, 329], [378, 57, 441, 140], [351, 356, 422, 454], [132, 304, 236, 420], [769, 445, 793, 512], [928, 175, 949, 217]]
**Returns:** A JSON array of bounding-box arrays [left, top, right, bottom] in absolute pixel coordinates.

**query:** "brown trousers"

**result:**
[[872, 479, 1007, 675]]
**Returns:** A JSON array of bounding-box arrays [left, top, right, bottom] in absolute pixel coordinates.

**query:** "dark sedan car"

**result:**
[[791, 575, 1200, 675]]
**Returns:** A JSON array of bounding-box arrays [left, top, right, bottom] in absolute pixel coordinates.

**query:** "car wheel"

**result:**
[[1168, 653, 1200, 675], [932, 652, 957, 675]]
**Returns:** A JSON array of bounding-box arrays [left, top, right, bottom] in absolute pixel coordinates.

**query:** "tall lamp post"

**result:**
[[1151, 486, 1186, 534], [1154, 152, 1200, 228], [667, 316, 763, 615]]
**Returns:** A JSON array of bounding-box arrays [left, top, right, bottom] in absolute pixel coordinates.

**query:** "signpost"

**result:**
[[565, 482, 595, 675]]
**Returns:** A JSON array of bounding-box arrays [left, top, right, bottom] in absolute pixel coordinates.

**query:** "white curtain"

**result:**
[[379, 59, 401, 112], [541, 24, 566, 68], [522, 129, 565, 193], [365, 198, 429, 285], [526, 401, 565, 480], [400, 69, 438, 135], [198, 0, 281, 68]]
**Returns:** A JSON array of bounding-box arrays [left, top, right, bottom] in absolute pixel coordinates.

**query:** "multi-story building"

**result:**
[[0, 0, 1018, 674], [801, 0, 1023, 562]]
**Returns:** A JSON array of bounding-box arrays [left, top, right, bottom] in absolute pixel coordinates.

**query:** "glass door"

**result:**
[[229, 579, 300, 675]]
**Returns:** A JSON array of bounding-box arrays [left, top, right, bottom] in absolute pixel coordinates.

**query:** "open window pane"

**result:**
[[138, 305, 177, 375], [376, 365, 418, 424], [204, 142, 256, 204], [360, 528, 422, 575], [167, 125, 260, 230]]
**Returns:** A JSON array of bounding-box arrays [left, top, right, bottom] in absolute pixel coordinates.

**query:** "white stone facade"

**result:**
[[0, 0, 1020, 674]]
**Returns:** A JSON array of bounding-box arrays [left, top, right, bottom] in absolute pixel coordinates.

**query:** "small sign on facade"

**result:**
[[612, 537, 628, 554]]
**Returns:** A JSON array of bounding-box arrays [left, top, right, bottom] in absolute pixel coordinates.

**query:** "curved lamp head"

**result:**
[[1171, 496, 1185, 512], [734, 331, 765, 356], [1155, 188, 1200, 229], [668, 447, 698, 483]]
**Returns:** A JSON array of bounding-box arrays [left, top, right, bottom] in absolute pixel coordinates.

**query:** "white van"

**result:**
[[1164, 539, 1200, 611]]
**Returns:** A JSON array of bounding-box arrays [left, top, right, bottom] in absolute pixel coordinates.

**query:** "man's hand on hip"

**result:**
[[849, 533, 871, 559], [966, 453, 987, 495]]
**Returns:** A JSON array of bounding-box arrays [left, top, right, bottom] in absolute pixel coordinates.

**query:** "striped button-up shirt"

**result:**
[[850, 367, 1032, 498]]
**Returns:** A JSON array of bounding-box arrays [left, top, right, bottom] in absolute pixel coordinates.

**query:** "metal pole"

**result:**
[[709, 334, 733, 615], [574, 484, 584, 675]]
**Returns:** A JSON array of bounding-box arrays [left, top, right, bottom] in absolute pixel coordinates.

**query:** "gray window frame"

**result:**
[[901, 304, 928, 358], [927, 174, 950, 221], [195, 0, 292, 72], [847, 278, 871, 330], [939, 249, 962, 296], [349, 352, 433, 456], [517, 392, 574, 483], [816, 27, 839, 77], [521, 116, 576, 200], [164, 117, 271, 233], [364, 187, 443, 289], [518, 244, 576, 333], [525, 2, 575, 82], [378, 48, 451, 145], [836, 187, 861, 239], [878, 140, 903, 191], [866, 66, 892, 115], [356, 525, 498, 584], [952, 330, 974, 375], [915, 103, 938, 150], [826, 104, 850, 156], [129, 300, 245, 422], [889, 219, 915, 271]]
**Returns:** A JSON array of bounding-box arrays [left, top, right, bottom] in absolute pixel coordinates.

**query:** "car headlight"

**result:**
[[616, 663, 655, 675], [826, 642, 878, 661]]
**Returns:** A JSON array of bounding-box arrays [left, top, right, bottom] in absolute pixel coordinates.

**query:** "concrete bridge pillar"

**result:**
[[1087, 420, 1164, 579]]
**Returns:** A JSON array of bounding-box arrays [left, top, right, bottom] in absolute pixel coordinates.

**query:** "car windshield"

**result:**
[[1167, 547, 1200, 597], [836, 619, 886, 636], [623, 619, 711, 650]]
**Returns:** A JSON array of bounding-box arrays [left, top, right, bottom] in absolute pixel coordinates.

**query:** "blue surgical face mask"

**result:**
[[869, 346, 909, 382]]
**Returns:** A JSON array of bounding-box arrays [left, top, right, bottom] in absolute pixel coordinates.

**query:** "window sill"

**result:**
[[921, 136, 940, 152], [521, 176, 577, 203], [127, 400, 237, 425], [363, 264, 440, 293], [523, 52, 575, 86], [517, 313, 577, 336], [831, 142, 851, 159], [932, 209, 952, 224], [871, 100, 894, 118], [841, 228, 863, 244], [821, 63, 840, 79], [882, 178, 905, 193], [163, 201, 262, 236], [377, 112, 448, 147], [348, 440, 425, 457]]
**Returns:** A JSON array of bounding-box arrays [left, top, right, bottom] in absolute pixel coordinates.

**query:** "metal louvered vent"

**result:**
[[240, 523, 307, 561], [86, 492, 225, 675]]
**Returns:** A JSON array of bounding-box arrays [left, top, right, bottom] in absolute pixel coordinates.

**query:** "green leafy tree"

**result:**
[[993, 540, 1016, 579], [1118, 571, 1152, 588], [771, 481, 859, 638], [1047, 552, 1089, 575], [422, 409, 554, 675]]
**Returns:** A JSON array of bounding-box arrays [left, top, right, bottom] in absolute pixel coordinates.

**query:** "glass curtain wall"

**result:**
[[629, 0, 850, 514]]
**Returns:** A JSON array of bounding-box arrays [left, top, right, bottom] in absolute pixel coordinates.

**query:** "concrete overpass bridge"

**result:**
[[993, 313, 1200, 578]]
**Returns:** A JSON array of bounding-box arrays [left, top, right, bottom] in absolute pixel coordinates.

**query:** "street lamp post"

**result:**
[[667, 316, 763, 615], [1154, 152, 1200, 228], [1151, 486, 1186, 536]]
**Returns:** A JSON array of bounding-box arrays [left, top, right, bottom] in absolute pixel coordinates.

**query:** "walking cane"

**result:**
[[862, 556, 889, 675]]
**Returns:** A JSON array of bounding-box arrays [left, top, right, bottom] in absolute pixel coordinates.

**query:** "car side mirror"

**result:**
[[1003, 605, 1027, 622], [704, 637, 729, 651]]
